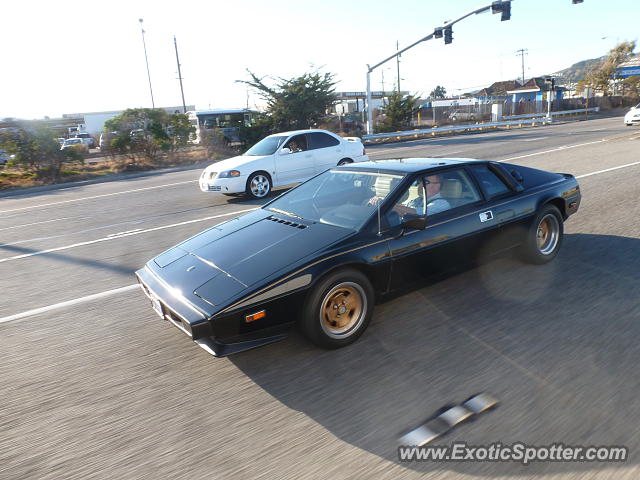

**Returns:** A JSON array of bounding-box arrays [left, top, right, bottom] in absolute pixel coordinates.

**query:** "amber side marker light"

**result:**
[[245, 310, 266, 323]]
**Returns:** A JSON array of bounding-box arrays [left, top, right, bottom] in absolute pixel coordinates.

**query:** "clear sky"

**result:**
[[1, 0, 637, 119]]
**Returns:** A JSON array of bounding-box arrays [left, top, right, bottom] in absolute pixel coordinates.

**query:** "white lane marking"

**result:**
[[0, 208, 257, 263], [520, 136, 548, 142], [1, 155, 639, 325], [0, 285, 140, 325], [0, 179, 197, 215], [0, 216, 77, 231], [499, 139, 604, 162], [576, 161, 640, 179], [107, 228, 142, 237]]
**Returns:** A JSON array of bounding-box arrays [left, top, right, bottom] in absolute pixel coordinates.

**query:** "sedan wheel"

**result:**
[[246, 172, 271, 200], [300, 269, 374, 349], [520, 204, 563, 264]]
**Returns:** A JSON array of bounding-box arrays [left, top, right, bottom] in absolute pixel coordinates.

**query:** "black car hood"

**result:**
[[152, 209, 351, 306]]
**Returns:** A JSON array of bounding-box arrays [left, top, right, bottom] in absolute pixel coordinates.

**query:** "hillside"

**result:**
[[550, 56, 605, 83]]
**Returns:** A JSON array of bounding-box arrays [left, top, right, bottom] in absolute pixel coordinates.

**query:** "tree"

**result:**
[[430, 85, 447, 99], [0, 126, 79, 180], [240, 70, 337, 131], [622, 75, 640, 97], [377, 91, 420, 132], [104, 108, 194, 166], [578, 41, 636, 95]]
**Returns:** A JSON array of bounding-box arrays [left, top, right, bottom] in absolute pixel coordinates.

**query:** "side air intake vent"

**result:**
[[266, 215, 307, 229]]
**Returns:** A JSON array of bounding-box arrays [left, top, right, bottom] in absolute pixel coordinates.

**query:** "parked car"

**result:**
[[73, 132, 96, 148], [448, 110, 477, 122], [136, 157, 581, 357], [0, 149, 10, 165], [99, 131, 118, 150], [61, 138, 89, 153], [199, 129, 368, 199], [624, 103, 640, 126]]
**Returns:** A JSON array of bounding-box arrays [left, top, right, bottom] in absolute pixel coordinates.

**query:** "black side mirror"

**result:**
[[402, 214, 427, 231]]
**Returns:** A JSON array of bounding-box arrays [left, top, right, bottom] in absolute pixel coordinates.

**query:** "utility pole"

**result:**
[[396, 40, 401, 92], [174, 36, 187, 113], [139, 19, 155, 108], [516, 48, 528, 84]]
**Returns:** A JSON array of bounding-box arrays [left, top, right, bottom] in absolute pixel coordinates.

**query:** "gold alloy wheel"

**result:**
[[536, 213, 560, 255], [319, 282, 367, 339]]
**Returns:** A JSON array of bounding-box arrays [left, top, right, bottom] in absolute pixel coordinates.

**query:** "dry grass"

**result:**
[[0, 147, 215, 192]]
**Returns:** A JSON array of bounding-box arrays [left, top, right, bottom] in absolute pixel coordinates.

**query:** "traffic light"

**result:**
[[433, 27, 443, 39], [491, 1, 511, 21], [501, 1, 511, 20], [444, 26, 453, 45]]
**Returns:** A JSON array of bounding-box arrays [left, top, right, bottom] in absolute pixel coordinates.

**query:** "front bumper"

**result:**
[[199, 175, 247, 194], [135, 266, 289, 357]]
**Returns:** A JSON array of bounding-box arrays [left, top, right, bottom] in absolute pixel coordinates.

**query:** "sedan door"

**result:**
[[274, 134, 316, 185], [307, 132, 343, 173]]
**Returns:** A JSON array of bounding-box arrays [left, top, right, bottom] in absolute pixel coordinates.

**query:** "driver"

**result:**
[[401, 174, 451, 215]]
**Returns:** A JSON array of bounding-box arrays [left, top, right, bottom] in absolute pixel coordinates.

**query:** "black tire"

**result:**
[[519, 204, 564, 265], [338, 158, 353, 166], [245, 172, 272, 200], [300, 268, 374, 349]]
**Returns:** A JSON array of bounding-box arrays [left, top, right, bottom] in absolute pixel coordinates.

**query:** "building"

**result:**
[[62, 105, 195, 135], [616, 56, 640, 79], [332, 91, 410, 115]]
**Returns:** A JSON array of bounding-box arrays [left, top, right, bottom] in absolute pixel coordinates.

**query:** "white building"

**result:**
[[62, 105, 195, 135]]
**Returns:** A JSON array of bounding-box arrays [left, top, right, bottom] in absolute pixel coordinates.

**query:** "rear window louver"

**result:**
[[266, 215, 307, 229]]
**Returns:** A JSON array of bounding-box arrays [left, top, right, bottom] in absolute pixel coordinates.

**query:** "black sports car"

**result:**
[[135, 158, 581, 356]]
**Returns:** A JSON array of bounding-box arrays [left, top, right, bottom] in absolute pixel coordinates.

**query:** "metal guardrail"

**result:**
[[363, 107, 601, 142], [504, 107, 600, 120], [363, 117, 550, 142]]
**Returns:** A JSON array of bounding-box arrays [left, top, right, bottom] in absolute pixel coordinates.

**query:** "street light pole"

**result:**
[[139, 18, 155, 109]]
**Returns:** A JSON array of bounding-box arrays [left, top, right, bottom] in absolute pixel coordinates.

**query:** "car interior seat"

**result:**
[[440, 179, 463, 207]]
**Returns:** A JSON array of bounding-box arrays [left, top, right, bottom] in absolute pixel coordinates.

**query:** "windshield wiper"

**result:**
[[268, 208, 304, 220]]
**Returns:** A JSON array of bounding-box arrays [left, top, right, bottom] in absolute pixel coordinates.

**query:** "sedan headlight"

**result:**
[[218, 170, 241, 178]]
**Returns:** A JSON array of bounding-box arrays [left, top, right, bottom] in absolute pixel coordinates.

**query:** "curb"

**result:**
[[0, 161, 211, 199]]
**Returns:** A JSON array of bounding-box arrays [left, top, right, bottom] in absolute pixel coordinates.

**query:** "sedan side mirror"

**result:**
[[280, 147, 291, 155], [401, 214, 427, 231]]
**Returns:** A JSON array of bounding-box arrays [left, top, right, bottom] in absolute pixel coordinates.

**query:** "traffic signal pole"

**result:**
[[365, 1, 514, 134]]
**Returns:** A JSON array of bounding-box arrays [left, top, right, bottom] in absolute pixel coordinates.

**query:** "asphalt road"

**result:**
[[2, 116, 640, 479]]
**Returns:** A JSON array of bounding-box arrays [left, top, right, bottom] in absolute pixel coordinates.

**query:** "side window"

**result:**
[[284, 134, 308, 153], [308, 132, 340, 149], [468, 164, 510, 198]]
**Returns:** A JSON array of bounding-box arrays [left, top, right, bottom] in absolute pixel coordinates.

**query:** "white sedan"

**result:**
[[624, 104, 640, 126], [199, 129, 369, 199]]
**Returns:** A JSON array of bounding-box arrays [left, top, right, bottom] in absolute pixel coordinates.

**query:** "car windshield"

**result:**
[[65, 139, 81, 144], [265, 169, 405, 230], [245, 136, 287, 156]]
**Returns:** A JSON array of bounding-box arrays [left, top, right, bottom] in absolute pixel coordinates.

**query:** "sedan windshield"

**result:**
[[245, 136, 287, 156], [266, 169, 405, 230]]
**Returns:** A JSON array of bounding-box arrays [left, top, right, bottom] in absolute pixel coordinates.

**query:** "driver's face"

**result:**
[[425, 175, 442, 198]]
